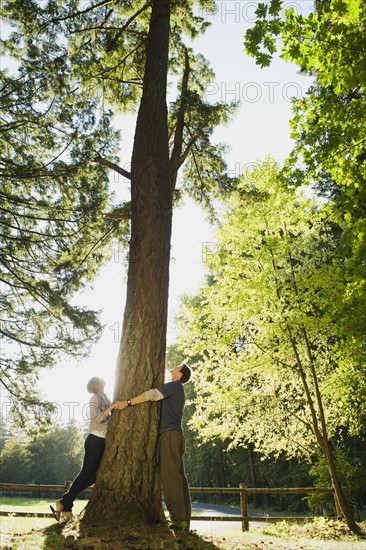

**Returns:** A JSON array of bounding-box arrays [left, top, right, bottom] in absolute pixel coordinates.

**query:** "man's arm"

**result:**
[[114, 388, 164, 410]]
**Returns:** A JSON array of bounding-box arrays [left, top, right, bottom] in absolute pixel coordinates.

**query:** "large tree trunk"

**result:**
[[83, 0, 172, 526]]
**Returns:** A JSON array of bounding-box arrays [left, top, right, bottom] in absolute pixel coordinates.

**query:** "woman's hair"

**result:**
[[87, 377, 106, 394]]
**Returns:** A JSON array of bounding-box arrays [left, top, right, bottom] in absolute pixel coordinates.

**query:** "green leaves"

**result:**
[[0, 2, 122, 419], [244, 18, 281, 68], [0, 422, 85, 484], [176, 161, 366, 459], [245, 0, 366, 94], [244, 1, 366, 369]]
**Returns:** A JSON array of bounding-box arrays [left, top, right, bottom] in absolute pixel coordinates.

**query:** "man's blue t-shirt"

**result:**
[[158, 381, 185, 433]]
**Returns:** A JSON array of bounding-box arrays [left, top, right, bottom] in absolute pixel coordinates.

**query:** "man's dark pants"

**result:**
[[160, 429, 191, 526]]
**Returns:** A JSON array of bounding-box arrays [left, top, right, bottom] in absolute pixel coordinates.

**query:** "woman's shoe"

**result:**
[[61, 511, 74, 521], [50, 505, 61, 521]]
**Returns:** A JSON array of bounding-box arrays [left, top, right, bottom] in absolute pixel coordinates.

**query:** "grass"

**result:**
[[1, 497, 365, 549], [0, 497, 86, 548]]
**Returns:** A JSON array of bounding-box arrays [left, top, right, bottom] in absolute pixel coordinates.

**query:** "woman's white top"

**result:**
[[88, 392, 111, 438]]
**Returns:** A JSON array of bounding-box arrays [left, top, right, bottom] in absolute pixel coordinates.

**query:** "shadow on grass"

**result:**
[[42, 519, 226, 550]]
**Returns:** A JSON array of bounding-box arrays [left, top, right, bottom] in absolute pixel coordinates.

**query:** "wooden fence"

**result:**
[[0, 482, 335, 531]]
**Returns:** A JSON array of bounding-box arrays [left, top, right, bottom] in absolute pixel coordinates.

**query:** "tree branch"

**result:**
[[51, 0, 116, 23], [93, 153, 131, 179], [106, 2, 152, 52], [175, 135, 198, 170], [170, 47, 190, 185]]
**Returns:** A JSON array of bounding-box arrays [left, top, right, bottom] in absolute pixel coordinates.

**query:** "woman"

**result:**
[[50, 377, 114, 521]]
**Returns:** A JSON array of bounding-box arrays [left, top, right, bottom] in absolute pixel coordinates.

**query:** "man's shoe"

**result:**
[[50, 505, 61, 521]]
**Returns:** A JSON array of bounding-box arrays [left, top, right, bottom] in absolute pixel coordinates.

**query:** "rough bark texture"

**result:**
[[83, 0, 172, 527]]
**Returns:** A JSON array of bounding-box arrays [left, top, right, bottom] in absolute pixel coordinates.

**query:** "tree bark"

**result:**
[[83, 0, 173, 526]]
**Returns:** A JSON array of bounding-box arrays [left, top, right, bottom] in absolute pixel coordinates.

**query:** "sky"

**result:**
[[32, 1, 313, 425]]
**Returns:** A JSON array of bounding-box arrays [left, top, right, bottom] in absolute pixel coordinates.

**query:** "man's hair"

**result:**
[[87, 377, 105, 394], [180, 363, 191, 384]]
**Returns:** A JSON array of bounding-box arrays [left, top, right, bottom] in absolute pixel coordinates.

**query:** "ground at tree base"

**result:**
[[1, 518, 365, 550]]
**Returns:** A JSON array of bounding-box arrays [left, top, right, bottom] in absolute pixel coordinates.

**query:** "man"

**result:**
[[114, 363, 192, 530]]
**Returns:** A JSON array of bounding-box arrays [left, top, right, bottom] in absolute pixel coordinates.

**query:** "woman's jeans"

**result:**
[[59, 433, 105, 511]]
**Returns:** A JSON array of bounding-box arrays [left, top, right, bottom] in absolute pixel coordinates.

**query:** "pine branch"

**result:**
[[106, 2, 152, 52], [93, 153, 131, 179]]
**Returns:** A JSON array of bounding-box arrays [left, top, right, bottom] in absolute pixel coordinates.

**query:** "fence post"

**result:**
[[240, 483, 249, 531]]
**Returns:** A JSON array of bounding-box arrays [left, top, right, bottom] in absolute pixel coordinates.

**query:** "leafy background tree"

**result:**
[[0, 413, 11, 453], [0, 437, 29, 484], [26, 421, 84, 484], [241, 1, 366, 529], [244, 0, 366, 415], [0, 421, 84, 484], [175, 161, 365, 527]]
